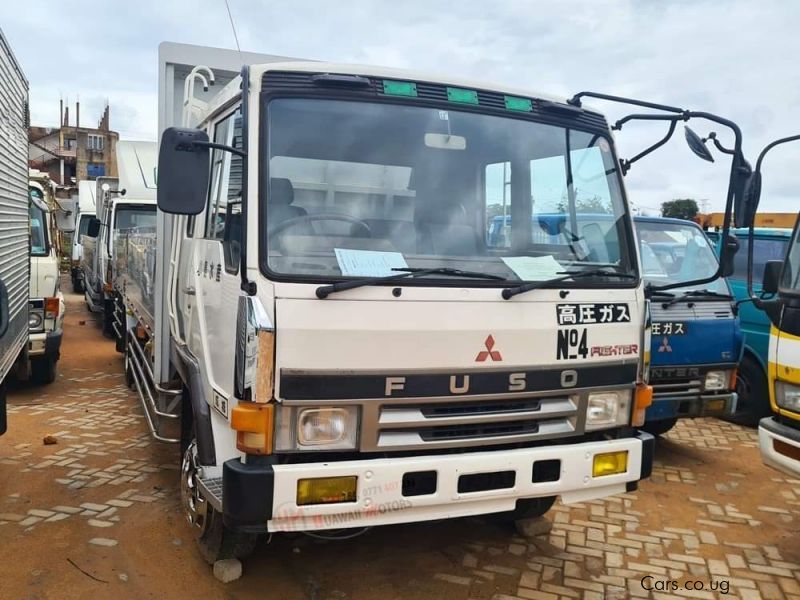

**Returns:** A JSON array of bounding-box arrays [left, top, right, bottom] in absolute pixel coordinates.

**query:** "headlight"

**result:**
[[28, 311, 43, 330], [704, 370, 729, 391], [585, 390, 631, 431], [775, 381, 800, 413], [275, 406, 359, 451]]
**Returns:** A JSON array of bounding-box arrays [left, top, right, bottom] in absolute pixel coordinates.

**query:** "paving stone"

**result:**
[[27, 509, 56, 518], [434, 573, 471, 586], [18, 517, 41, 527], [0, 513, 24, 522], [89, 537, 118, 547]]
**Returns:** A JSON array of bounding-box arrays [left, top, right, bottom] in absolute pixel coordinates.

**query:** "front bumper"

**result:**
[[221, 432, 654, 532], [646, 391, 737, 422], [28, 329, 63, 358], [759, 416, 800, 477]]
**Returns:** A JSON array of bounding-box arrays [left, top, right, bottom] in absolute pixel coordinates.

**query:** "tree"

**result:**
[[661, 199, 699, 220]]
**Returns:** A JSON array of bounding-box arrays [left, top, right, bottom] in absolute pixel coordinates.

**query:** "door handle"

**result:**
[[183, 286, 196, 296]]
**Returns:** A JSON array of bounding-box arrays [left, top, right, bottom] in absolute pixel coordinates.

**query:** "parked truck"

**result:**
[[115, 42, 753, 564], [0, 27, 30, 433], [636, 216, 742, 435], [26, 179, 65, 383], [735, 133, 800, 477], [83, 142, 157, 336], [70, 180, 97, 293]]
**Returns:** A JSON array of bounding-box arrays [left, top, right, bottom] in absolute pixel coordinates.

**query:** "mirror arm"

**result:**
[[706, 132, 736, 156], [755, 133, 800, 173], [186, 140, 247, 158], [617, 120, 678, 175]]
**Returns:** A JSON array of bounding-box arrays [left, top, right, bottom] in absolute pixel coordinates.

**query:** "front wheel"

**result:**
[[181, 440, 258, 564], [488, 495, 556, 523], [729, 355, 769, 426], [642, 417, 678, 436], [30, 355, 57, 385], [72, 276, 84, 294]]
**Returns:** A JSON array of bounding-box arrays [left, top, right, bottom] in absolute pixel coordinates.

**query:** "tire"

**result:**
[[728, 354, 769, 427], [30, 356, 57, 385], [181, 439, 258, 564], [72, 277, 84, 294], [102, 306, 114, 338], [488, 496, 557, 523], [642, 417, 678, 436]]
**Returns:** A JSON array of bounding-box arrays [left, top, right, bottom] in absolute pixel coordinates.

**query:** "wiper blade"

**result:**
[[316, 267, 506, 299], [661, 289, 733, 308], [392, 267, 506, 280], [502, 269, 636, 300]]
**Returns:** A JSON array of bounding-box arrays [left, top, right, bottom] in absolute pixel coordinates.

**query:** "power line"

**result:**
[[224, 0, 243, 60]]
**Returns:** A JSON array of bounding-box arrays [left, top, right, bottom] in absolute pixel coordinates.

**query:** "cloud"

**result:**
[[3, 0, 799, 210]]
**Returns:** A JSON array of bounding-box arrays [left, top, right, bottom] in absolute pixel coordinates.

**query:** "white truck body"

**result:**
[[115, 42, 654, 560], [0, 27, 30, 429]]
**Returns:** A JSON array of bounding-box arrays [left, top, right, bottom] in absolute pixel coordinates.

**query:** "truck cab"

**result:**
[[132, 50, 663, 564], [708, 227, 792, 423], [758, 227, 800, 476], [27, 182, 65, 384], [636, 217, 742, 435], [70, 180, 97, 293]]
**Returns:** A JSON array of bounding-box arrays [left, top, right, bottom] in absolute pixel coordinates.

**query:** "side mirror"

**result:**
[[157, 127, 210, 215], [685, 127, 715, 163], [720, 233, 739, 278], [86, 217, 101, 238], [736, 169, 761, 229], [762, 260, 782, 295]]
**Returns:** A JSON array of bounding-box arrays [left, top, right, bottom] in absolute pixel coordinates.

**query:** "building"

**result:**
[[28, 101, 119, 185]]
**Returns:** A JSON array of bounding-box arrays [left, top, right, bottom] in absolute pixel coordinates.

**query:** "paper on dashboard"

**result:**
[[334, 248, 409, 277], [501, 255, 563, 281]]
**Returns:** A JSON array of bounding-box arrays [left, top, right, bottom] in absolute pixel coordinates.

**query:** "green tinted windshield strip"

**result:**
[[504, 96, 532, 112], [383, 80, 417, 97]]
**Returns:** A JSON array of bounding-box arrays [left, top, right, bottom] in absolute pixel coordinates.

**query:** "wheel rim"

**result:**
[[181, 441, 209, 537]]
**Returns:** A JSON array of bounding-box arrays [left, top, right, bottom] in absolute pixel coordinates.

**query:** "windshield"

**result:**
[[29, 198, 49, 257], [114, 205, 156, 231], [263, 98, 636, 285], [781, 226, 800, 291], [636, 220, 728, 295]]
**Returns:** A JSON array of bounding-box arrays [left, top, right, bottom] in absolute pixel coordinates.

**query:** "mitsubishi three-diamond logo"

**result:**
[[475, 335, 503, 362]]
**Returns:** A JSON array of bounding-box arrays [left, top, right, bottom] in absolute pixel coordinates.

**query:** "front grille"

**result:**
[[650, 301, 733, 321], [364, 394, 579, 451], [418, 419, 540, 442], [651, 377, 703, 400]]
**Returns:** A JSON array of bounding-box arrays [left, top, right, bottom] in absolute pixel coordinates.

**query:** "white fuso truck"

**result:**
[[0, 27, 30, 434], [116, 42, 655, 563]]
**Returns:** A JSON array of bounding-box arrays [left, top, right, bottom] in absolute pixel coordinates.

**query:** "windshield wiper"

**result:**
[[502, 269, 636, 300], [316, 267, 506, 299], [660, 289, 733, 308]]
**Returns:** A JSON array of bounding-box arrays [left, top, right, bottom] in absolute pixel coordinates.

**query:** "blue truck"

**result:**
[[707, 227, 792, 424], [636, 217, 743, 435]]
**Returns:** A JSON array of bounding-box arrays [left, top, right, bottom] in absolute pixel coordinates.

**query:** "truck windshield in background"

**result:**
[[262, 98, 637, 285], [29, 199, 49, 257], [637, 220, 729, 295], [114, 206, 157, 231]]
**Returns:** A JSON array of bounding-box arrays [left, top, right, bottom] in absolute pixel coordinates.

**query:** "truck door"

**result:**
[[185, 106, 244, 402]]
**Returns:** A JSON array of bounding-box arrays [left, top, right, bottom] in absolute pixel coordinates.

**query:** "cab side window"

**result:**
[[731, 237, 788, 284], [206, 107, 244, 273]]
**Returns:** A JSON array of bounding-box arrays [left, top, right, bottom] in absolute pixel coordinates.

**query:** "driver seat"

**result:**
[[267, 178, 308, 232]]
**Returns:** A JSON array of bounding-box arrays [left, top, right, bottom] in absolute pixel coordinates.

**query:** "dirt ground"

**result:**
[[0, 285, 798, 600]]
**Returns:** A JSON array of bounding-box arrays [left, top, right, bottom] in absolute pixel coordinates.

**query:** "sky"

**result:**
[[3, 0, 799, 213]]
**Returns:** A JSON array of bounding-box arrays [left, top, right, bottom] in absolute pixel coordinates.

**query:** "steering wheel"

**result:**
[[269, 213, 373, 239]]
